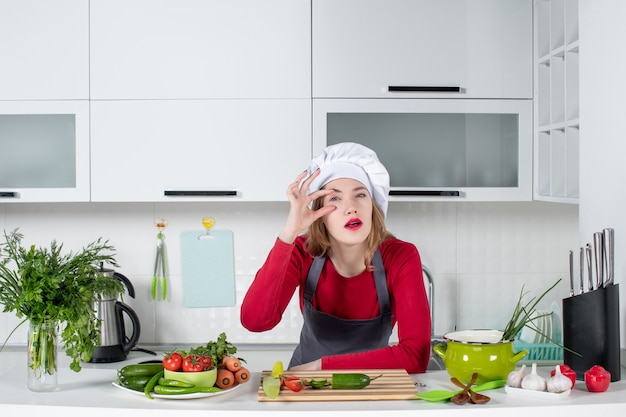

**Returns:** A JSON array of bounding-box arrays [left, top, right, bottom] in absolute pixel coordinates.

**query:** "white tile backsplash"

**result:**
[[0, 200, 578, 348]]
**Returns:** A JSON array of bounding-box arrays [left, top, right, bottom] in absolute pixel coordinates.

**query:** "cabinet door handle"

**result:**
[[0, 191, 18, 198], [388, 86, 461, 93], [389, 190, 460, 197], [164, 190, 237, 197]]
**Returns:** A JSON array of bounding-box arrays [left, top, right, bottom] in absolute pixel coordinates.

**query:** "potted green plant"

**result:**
[[0, 229, 124, 391]]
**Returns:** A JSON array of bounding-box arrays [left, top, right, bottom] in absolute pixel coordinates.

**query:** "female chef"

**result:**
[[240, 142, 431, 373]]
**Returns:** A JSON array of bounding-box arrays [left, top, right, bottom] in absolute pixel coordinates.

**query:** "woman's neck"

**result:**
[[328, 242, 367, 277]]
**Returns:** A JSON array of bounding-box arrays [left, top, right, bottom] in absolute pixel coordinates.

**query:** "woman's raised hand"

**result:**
[[278, 169, 336, 244]]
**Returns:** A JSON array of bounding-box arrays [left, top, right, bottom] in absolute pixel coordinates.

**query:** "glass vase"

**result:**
[[27, 320, 59, 392]]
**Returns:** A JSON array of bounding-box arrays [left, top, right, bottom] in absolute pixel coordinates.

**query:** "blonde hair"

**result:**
[[305, 196, 393, 270]]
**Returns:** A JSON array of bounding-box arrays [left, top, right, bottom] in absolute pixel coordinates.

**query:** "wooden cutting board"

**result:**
[[257, 369, 418, 402]]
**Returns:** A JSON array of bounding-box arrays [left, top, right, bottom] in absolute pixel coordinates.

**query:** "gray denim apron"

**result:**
[[288, 250, 393, 368]]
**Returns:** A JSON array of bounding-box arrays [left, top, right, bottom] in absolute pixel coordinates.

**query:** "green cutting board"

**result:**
[[180, 230, 235, 308]]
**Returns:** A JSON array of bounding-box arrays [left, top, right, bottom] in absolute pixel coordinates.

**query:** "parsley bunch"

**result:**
[[0, 229, 124, 372]]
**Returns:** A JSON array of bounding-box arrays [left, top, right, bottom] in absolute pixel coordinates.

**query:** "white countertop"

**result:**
[[1, 347, 625, 417]]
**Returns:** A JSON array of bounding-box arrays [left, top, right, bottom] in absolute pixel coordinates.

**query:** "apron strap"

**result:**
[[304, 251, 390, 314]]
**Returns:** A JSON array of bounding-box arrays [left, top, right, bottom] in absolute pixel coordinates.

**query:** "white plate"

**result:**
[[112, 381, 241, 400], [505, 385, 571, 400]]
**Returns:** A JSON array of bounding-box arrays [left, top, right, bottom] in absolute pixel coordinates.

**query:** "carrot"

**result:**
[[216, 368, 235, 389], [221, 355, 241, 372], [234, 367, 250, 384]]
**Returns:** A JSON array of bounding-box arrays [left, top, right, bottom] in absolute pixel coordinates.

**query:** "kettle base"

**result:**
[[89, 345, 129, 363]]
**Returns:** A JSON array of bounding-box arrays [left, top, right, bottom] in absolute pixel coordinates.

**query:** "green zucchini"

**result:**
[[153, 385, 222, 395], [331, 373, 382, 390], [118, 363, 164, 378]]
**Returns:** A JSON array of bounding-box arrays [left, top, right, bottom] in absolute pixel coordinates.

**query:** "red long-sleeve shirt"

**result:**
[[240, 236, 431, 373]]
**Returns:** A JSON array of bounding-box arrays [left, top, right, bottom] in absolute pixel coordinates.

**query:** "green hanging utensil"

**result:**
[[152, 218, 168, 301]]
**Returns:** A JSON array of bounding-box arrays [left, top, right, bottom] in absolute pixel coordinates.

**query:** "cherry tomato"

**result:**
[[550, 364, 577, 388], [198, 355, 212, 370], [162, 351, 183, 371], [182, 355, 205, 372], [282, 377, 306, 392], [585, 365, 611, 392]]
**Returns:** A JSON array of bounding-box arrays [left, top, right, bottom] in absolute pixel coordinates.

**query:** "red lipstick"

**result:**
[[344, 218, 362, 230]]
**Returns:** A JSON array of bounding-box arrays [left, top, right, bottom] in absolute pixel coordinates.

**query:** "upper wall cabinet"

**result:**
[[0, 100, 90, 202], [312, 0, 532, 99], [90, 0, 311, 100], [0, 0, 89, 100], [90, 99, 311, 202]]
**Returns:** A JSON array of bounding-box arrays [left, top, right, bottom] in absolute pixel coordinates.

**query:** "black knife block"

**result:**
[[562, 284, 621, 381]]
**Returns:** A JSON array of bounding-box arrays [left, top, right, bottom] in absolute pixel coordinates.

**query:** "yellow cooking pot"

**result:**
[[433, 330, 528, 384]]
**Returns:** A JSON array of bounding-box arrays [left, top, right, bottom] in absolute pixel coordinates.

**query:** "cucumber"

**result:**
[[118, 375, 152, 388], [331, 373, 382, 390], [118, 363, 164, 378]]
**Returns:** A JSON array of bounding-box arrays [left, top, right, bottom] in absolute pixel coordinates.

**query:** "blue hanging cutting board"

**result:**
[[180, 230, 235, 308]]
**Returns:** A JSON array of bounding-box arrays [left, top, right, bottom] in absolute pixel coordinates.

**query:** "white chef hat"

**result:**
[[307, 142, 390, 218]]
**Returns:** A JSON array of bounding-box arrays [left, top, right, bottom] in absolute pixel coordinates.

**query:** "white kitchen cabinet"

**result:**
[[90, 0, 311, 100], [0, 0, 88, 100], [313, 99, 533, 201], [534, 0, 579, 203], [312, 0, 532, 99], [90, 100, 311, 202], [0, 101, 90, 202]]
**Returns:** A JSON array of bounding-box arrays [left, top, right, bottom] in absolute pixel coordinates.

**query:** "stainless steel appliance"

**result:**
[[89, 268, 141, 363]]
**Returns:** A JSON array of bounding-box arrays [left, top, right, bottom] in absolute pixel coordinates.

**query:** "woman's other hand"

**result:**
[[278, 169, 336, 244]]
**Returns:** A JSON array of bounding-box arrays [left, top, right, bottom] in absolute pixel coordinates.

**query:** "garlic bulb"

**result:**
[[547, 365, 572, 393], [506, 364, 527, 388], [521, 363, 547, 391]]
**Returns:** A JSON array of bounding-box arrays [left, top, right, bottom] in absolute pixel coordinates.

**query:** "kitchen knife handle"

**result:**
[[579, 247, 585, 294], [568, 250, 574, 296], [388, 85, 462, 92], [586, 244, 593, 291], [603, 228, 614, 286], [593, 232, 604, 290]]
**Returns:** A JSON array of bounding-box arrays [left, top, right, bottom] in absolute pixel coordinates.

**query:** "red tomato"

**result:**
[[162, 352, 183, 371], [285, 379, 304, 392], [198, 355, 212, 370], [283, 377, 305, 392], [182, 355, 205, 372]]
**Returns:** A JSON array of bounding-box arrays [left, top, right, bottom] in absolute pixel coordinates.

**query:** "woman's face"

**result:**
[[321, 177, 373, 246]]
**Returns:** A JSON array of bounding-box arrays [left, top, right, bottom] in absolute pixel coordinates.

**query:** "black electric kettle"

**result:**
[[89, 267, 141, 363]]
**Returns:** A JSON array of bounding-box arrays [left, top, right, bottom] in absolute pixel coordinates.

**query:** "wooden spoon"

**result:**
[[451, 376, 491, 404], [450, 373, 478, 405], [451, 379, 490, 404]]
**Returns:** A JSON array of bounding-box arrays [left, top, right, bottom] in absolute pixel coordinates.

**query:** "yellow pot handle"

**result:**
[[433, 343, 447, 359], [511, 349, 529, 364]]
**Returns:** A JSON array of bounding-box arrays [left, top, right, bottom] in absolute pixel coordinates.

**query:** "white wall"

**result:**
[[0, 200, 577, 347], [579, 0, 626, 348]]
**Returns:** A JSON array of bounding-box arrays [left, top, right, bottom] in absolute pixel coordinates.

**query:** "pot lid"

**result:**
[[443, 329, 504, 344]]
